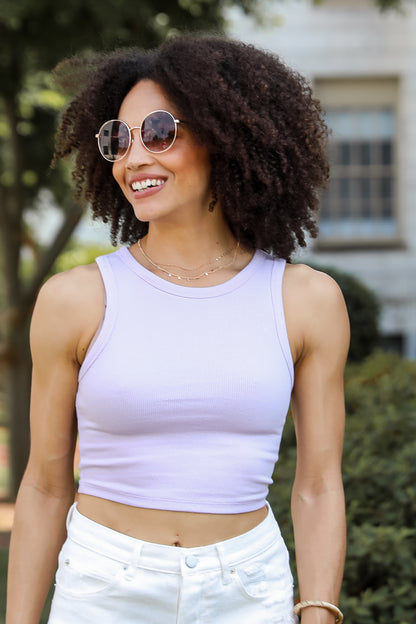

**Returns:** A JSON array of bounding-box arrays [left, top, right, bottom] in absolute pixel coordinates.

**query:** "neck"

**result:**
[[143, 215, 237, 268]]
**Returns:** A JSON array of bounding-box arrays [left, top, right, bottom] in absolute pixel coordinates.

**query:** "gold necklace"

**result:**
[[154, 242, 235, 272], [137, 239, 240, 281]]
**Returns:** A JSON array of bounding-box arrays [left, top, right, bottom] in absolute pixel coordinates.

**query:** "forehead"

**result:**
[[118, 80, 175, 121]]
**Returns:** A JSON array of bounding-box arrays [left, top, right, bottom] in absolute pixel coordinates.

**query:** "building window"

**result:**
[[314, 78, 399, 247]]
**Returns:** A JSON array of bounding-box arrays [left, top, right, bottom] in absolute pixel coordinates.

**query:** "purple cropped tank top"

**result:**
[[76, 247, 294, 513]]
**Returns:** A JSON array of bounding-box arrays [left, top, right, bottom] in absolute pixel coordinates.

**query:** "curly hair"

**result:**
[[54, 35, 329, 260]]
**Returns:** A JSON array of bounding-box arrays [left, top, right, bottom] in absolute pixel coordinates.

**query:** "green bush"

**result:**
[[52, 243, 114, 274], [311, 265, 380, 362], [269, 351, 416, 623]]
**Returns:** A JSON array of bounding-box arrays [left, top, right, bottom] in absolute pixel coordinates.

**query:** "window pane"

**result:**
[[320, 195, 331, 219], [361, 201, 371, 219], [381, 141, 393, 165], [381, 200, 393, 219], [326, 108, 394, 139], [340, 200, 350, 218], [360, 177, 371, 199], [381, 176, 393, 198], [339, 177, 350, 198], [360, 142, 371, 165], [340, 143, 350, 165], [320, 105, 396, 240]]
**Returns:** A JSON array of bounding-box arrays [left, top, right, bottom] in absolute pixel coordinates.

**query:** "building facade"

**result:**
[[228, 0, 416, 358]]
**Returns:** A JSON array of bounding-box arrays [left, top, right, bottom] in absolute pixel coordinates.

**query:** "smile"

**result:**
[[131, 179, 165, 192]]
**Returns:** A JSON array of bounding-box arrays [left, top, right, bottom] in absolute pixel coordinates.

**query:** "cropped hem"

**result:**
[[77, 482, 268, 514]]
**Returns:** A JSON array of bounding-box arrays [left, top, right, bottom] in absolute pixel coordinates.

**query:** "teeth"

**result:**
[[132, 179, 164, 191]]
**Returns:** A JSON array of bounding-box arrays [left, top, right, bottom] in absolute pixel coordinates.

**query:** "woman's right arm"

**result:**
[[6, 265, 104, 624]]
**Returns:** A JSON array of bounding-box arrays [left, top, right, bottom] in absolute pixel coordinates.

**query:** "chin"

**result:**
[[131, 204, 165, 224]]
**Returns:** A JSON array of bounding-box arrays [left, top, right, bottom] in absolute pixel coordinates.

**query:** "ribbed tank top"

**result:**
[[76, 247, 294, 513]]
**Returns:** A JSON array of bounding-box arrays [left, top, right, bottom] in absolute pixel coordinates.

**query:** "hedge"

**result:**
[[268, 351, 416, 624]]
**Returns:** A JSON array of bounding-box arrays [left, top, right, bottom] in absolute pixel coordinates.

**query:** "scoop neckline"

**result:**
[[116, 246, 265, 299]]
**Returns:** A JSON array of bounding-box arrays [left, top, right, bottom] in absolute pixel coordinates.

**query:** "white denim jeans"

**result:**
[[48, 503, 297, 624]]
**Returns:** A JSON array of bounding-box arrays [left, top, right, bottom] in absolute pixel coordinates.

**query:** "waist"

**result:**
[[77, 493, 269, 547]]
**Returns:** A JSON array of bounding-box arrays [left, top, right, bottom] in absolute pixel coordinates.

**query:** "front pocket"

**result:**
[[232, 562, 269, 600], [54, 541, 124, 599]]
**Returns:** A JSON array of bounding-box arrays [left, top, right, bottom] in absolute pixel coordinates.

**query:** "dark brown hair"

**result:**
[[54, 35, 328, 260]]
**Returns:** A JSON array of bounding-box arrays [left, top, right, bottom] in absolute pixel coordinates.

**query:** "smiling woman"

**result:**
[[110, 81, 212, 230], [6, 36, 349, 624]]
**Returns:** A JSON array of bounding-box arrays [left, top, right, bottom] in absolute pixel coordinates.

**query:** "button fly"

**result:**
[[185, 555, 199, 568]]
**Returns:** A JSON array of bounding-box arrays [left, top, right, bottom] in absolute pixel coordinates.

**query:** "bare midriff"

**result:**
[[77, 493, 268, 548]]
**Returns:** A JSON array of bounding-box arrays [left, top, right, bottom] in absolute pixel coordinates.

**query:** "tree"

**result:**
[[314, 0, 409, 9], [366, 0, 411, 9], [0, 0, 262, 498]]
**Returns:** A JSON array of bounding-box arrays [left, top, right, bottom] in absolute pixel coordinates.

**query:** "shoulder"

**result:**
[[35, 262, 104, 320], [284, 262, 344, 304], [283, 263, 350, 364], [31, 263, 105, 364]]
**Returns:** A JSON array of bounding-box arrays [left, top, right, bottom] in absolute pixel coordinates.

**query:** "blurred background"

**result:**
[[0, 0, 415, 622]]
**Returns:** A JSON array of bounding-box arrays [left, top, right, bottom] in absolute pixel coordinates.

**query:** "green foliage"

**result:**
[[313, 0, 408, 9], [312, 265, 380, 362], [372, 0, 409, 11], [269, 351, 416, 623], [52, 243, 114, 274]]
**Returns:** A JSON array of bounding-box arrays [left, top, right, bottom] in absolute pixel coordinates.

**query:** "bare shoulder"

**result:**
[[34, 262, 104, 326], [283, 263, 350, 362], [36, 262, 103, 307], [31, 263, 105, 364], [284, 262, 345, 305]]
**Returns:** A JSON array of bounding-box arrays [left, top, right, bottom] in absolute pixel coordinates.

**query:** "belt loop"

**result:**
[[65, 501, 77, 531], [215, 544, 232, 585], [124, 543, 144, 580], [132, 542, 143, 567]]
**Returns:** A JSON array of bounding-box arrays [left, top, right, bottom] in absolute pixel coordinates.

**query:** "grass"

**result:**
[[0, 548, 54, 623]]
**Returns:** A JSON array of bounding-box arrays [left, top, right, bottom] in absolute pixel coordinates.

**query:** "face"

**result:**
[[112, 80, 212, 226]]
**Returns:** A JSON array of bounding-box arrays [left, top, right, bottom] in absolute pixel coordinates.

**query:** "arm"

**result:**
[[284, 265, 350, 624], [6, 265, 104, 624]]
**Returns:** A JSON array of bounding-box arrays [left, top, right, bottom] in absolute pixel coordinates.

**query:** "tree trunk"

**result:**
[[1, 179, 84, 499], [1, 200, 84, 499], [4, 319, 32, 499]]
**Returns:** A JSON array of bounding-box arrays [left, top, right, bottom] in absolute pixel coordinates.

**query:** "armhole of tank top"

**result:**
[[270, 258, 294, 387], [78, 254, 118, 382]]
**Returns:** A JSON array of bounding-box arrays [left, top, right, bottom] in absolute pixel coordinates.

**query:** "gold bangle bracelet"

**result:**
[[294, 600, 344, 623]]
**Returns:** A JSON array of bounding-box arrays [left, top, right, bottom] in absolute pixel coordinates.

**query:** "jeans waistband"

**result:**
[[66, 502, 283, 576]]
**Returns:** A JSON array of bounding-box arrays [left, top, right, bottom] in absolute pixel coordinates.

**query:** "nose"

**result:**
[[125, 128, 154, 168]]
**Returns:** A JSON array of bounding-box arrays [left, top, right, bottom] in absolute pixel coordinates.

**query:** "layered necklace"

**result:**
[[137, 239, 240, 282]]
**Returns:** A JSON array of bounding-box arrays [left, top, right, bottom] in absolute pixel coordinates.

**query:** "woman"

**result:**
[[7, 36, 349, 624]]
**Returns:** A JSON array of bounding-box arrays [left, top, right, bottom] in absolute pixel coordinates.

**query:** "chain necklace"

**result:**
[[151, 242, 235, 272], [137, 239, 240, 282]]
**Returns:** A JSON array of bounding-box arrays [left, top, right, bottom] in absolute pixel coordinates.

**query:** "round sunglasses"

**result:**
[[95, 110, 182, 162]]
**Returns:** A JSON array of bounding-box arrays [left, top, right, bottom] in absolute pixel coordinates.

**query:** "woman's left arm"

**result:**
[[285, 266, 350, 624]]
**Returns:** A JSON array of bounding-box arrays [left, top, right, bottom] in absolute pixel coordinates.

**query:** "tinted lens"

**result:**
[[98, 120, 130, 161], [141, 111, 177, 153]]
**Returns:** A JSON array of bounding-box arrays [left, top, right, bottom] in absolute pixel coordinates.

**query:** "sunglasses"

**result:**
[[95, 110, 182, 162]]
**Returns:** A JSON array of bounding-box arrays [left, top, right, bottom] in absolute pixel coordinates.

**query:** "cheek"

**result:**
[[112, 162, 122, 187], [181, 150, 211, 189], [112, 163, 132, 201]]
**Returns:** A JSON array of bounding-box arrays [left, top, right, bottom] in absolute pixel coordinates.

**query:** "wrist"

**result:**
[[294, 601, 343, 624], [297, 611, 337, 624]]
